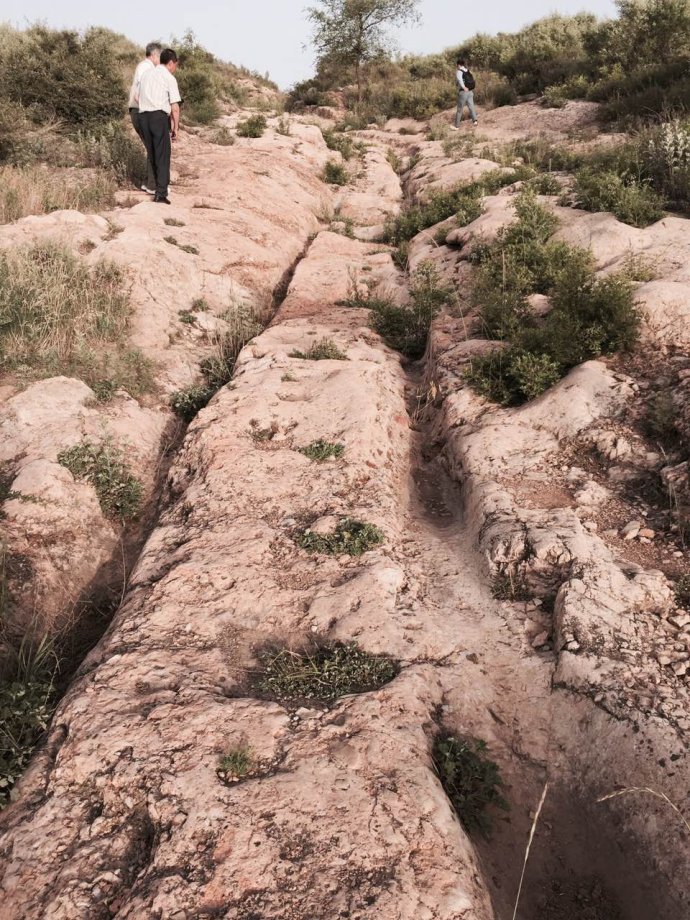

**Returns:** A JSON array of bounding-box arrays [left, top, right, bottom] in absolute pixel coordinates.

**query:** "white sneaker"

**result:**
[[449, 126, 459, 131], [141, 185, 155, 195]]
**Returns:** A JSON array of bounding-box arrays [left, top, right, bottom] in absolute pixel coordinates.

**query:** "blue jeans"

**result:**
[[456, 91, 477, 126]]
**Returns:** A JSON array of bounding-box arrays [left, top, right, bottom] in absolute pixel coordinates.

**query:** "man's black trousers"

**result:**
[[129, 108, 157, 190], [139, 110, 171, 198]]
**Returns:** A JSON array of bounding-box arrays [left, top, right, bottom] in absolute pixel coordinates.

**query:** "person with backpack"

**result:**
[[452, 59, 478, 129]]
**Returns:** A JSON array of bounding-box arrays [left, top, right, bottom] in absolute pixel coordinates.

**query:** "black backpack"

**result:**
[[463, 69, 476, 91]]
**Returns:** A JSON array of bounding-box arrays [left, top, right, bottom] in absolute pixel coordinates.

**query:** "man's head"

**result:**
[[145, 42, 162, 65], [161, 49, 178, 73], [457, 59, 466, 69]]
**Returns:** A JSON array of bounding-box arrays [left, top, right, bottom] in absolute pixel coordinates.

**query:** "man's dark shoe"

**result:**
[[153, 195, 171, 205]]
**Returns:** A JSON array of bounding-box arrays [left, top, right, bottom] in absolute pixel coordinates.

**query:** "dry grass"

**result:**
[[597, 786, 690, 835], [512, 782, 549, 920], [0, 240, 153, 396], [0, 165, 116, 225]]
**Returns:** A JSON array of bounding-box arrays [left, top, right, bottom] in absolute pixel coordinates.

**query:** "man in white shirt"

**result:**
[[128, 42, 161, 194], [138, 49, 182, 205]]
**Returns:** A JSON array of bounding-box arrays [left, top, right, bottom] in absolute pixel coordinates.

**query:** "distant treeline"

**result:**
[[289, 0, 690, 123]]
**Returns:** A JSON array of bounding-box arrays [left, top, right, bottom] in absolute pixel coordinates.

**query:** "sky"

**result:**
[[3, 0, 618, 89]]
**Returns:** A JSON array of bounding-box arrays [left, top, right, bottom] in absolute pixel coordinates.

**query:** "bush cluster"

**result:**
[[236, 114, 267, 138], [466, 189, 640, 404], [433, 734, 508, 835]]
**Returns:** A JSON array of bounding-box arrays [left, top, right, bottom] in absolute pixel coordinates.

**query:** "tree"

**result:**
[[307, 0, 421, 103]]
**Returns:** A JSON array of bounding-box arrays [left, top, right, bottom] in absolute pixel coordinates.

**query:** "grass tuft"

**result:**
[[217, 745, 254, 781], [323, 160, 349, 186], [298, 518, 384, 556], [253, 641, 398, 704], [58, 438, 142, 520], [298, 440, 345, 462], [290, 338, 348, 361], [433, 734, 509, 836]]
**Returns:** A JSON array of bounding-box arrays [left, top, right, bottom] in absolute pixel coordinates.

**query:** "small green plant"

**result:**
[[324, 160, 349, 186], [322, 130, 362, 160], [164, 235, 179, 247], [433, 734, 508, 836], [527, 173, 561, 195], [192, 297, 209, 311], [253, 641, 398, 704], [236, 115, 267, 138], [217, 745, 254, 780], [573, 168, 664, 228], [170, 384, 214, 421], [281, 371, 297, 382], [164, 217, 186, 227], [180, 243, 199, 255], [645, 390, 679, 447], [290, 338, 348, 361], [58, 438, 142, 520], [178, 309, 196, 324], [298, 518, 384, 556], [298, 440, 345, 462]]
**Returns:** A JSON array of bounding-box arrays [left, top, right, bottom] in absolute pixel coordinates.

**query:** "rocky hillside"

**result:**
[[0, 83, 689, 920]]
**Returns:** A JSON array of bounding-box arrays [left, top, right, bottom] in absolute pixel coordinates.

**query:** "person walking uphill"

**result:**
[[137, 49, 182, 205], [453, 59, 478, 129], [128, 42, 162, 194]]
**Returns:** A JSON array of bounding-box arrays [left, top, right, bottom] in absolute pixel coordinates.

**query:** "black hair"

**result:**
[[457, 59, 467, 66], [160, 49, 178, 65]]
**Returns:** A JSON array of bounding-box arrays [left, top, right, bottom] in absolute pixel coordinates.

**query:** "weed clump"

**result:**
[[171, 306, 262, 421], [298, 440, 345, 462], [322, 130, 361, 160], [372, 262, 452, 359], [324, 160, 349, 186], [0, 637, 57, 809], [298, 518, 385, 556], [491, 570, 532, 602], [433, 734, 508, 836], [58, 438, 142, 520], [674, 575, 690, 609], [290, 338, 348, 361], [236, 114, 267, 138], [253, 641, 398, 704], [210, 127, 235, 146], [217, 746, 254, 781]]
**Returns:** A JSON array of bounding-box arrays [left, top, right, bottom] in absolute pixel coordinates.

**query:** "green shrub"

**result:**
[[385, 169, 525, 245], [433, 734, 508, 836], [298, 440, 345, 462], [236, 115, 267, 138], [322, 130, 360, 160], [0, 25, 128, 126], [298, 518, 385, 556], [674, 574, 690, 608], [372, 262, 452, 359], [291, 338, 348, 361], [573, 167, 664, 227], [58, 438, 142, 520], [466, 189, 640, 405], [527, 173, 561, 195], [643, 119, 690, 211], [170, 384, 215, 421], [253, 641, 398, 704], [323, 161, 349, 185], [0, 637, 57, 809]]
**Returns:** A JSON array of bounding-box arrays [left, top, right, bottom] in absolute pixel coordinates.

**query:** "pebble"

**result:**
[[621, 520, 641, 540], [584, 520, 598, 531], [670, 613, 690, 629], [639, 528, 656, 539], [532, 631, 549, 648]]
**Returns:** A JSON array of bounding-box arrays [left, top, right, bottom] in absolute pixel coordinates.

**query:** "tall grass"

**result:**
[[0, 166, 116, 224], [0, 241, 153, 396]]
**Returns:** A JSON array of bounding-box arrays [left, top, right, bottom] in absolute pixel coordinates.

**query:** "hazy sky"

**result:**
[[3, 0, 618, 88]]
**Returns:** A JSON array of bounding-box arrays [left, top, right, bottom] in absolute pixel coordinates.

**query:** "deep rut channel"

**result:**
[[402, 369, 676, 919]]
